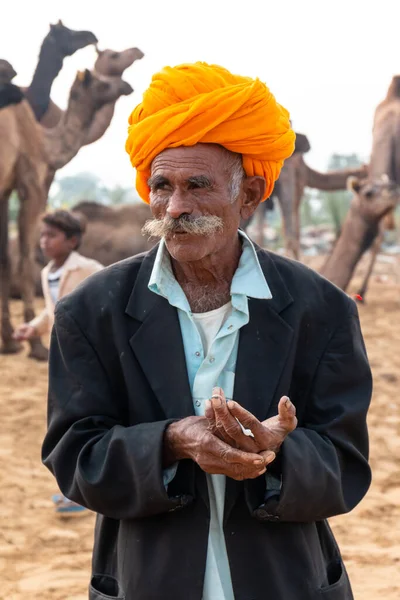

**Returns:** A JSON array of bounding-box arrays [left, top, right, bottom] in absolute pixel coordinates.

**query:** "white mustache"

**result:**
[[142, 215, 224, 238]]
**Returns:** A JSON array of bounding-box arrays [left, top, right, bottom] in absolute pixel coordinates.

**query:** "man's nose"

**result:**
[[166, 190, 193, 220]]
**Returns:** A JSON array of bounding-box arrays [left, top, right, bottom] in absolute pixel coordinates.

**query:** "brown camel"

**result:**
[[22, 20, 97, 121], [71, 201, 154, 264], [353, 75, 400, 302], [0, 69, 132, 359], [40, 45, 144, 135], [41, 45, 144, 195], [242, 133, 367, 257], [320, 175, 400, 291]]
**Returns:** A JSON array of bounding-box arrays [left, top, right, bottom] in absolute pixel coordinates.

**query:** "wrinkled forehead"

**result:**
[[150, 144, 230, 179]]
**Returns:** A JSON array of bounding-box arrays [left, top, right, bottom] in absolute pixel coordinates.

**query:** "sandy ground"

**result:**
[[0, 253, 399, 600]]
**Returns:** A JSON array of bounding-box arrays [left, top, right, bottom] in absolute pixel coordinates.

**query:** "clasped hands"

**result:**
[[164, 387, 297, 481]]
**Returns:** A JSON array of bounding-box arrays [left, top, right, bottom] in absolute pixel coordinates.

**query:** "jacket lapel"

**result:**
[[126, 247, 194, 420], [225, 248, 294, 522], [233, 248, 294, 420], [58, 252, 80, 298], [41, 263, 52, 307]]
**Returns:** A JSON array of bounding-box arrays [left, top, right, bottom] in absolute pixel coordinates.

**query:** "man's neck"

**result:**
[[170, 236, 242, 313], [51, 252, 72, 271]]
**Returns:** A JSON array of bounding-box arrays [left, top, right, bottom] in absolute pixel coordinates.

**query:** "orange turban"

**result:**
[[125, 62, 295, 203]]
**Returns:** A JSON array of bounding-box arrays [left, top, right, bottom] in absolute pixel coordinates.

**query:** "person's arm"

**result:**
[[247, 299, 372, 522], [42, 302, 194, 520], [43, 301, 269, 520], [25, 308, 50, 337]]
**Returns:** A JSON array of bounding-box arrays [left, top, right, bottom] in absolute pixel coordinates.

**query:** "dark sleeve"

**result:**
[[42, 303, 193, 520], [248, 298, 372, 523]]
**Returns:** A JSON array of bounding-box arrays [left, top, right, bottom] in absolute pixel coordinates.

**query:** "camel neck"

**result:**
[[25, 36, 64, 120], [43, 95, 97, 170], [321, 208, 378, 291]]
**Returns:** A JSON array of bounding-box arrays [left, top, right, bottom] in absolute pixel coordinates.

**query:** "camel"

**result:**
[[0, 69, 133, 359], [353, 75, 400, 302], [242, 132, 367, 258], [39, 45, 144, 137], [320, 175, 400, 291], [22, 20, 97, 121], [42, 46, 144, 196], [71, 201, 154, 264]]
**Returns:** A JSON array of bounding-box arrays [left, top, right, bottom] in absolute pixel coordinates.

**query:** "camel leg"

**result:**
[[277, 195, 297, 259], [356, 229, 384, 303], [292, 175, 306, 261], [17, 185, 49, 361], [0, 193, 23, 354]]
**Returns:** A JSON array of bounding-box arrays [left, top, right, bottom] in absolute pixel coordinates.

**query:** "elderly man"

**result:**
[[43, 63, 372, 600]]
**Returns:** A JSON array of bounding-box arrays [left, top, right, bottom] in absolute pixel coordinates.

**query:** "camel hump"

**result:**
[[0, 83, 24, 109], [72, 201, 114, 221]]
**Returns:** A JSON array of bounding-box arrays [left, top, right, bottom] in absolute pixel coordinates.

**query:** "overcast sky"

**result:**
[[1, 0, 399, 190]]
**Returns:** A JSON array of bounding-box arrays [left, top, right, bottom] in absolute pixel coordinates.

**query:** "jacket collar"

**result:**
[[43, 251, 82, 277]]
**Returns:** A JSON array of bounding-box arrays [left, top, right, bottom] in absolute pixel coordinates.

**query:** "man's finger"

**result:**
[[211, 396, 249, 445], [278, 396, 297, 429], [259, 450, 276, 465], [227, 401, 266, 438], [214, 438, 264, 466], [204, 399, 215, 422]]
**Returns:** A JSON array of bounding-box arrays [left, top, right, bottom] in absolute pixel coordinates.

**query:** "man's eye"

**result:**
[[153, 183, 168, 191], [188, 182, 206, 190]]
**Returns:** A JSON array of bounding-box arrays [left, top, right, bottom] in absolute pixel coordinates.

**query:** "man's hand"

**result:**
[[205, 387, 297, 455], [163, 415, 275, 481], [12, 323, 36, 341]]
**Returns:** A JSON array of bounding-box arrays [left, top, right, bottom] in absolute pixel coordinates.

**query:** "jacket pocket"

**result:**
[[316, 559, 352, 599], [89, 574, 125, 600]]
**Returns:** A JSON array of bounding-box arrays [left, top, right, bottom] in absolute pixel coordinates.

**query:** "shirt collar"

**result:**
[[148, 230, 272, 308]]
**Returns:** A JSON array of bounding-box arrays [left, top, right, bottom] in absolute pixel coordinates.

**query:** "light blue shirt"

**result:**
[[149, 230, 272, 600]]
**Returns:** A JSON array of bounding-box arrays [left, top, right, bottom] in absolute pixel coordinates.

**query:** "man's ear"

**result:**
[[240, 176, 266, 221]]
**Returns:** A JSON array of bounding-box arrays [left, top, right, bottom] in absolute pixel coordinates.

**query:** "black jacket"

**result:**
[[42, 243, 372, 600]]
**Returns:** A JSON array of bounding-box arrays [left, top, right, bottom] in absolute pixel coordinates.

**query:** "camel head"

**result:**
[[294, 132, 311, 154], [347, 174, 400, 221], [0, 59, 17, 83], [70, 69, 133, 110], [49, 19, 98, 57], [94, 47, 145, 77]]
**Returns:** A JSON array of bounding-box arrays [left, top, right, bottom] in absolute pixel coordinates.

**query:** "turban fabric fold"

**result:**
[[125, 62, 296, 202]]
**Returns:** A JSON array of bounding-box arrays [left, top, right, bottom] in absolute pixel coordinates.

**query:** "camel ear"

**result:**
[[347, 176, 361, 193], [77, 69, 92, 86], [83, 69, 92, 86]]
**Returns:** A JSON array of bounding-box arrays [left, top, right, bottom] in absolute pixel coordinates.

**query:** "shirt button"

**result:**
[[209, 357, 215, 363], [195, 351, 201, 357], [195, 400, 201, 407]]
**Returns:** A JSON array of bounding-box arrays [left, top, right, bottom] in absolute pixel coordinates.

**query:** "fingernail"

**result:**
[[284, 397, 291, 407], [254, 458, 264, 465]]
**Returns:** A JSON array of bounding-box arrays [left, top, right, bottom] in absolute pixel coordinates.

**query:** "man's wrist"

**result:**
[[163, 421, 185, 467]]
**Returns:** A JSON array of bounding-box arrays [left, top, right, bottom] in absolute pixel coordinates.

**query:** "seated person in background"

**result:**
[[14, 209, 103, 517]]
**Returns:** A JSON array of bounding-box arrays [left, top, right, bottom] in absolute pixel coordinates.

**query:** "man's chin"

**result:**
[[165, 235, 209, 262]]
